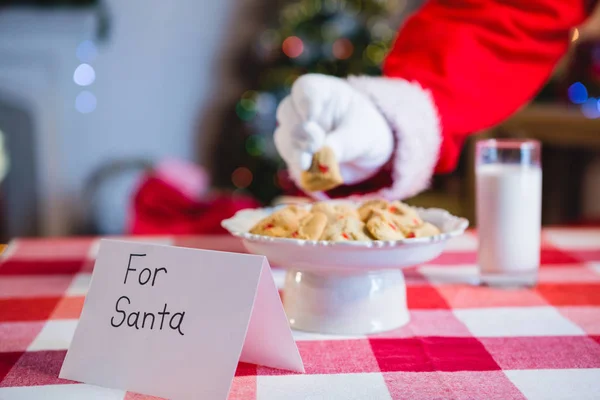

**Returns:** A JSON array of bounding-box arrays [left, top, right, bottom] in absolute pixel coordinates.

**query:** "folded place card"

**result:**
[[60, 239, 304, 400]]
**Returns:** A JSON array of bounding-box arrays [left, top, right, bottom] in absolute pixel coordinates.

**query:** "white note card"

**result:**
[[60, 239, 304, 400]]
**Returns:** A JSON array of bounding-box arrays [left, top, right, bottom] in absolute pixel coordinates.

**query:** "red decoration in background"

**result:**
[[282, 36, 304, 58], [232, 167, 253, 189], [332, 38, 354, 60], [128, 175, 260, 235]]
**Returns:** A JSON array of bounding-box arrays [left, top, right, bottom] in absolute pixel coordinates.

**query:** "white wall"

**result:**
[[67, 0, 236, 230], [0, 1, 243, 235]]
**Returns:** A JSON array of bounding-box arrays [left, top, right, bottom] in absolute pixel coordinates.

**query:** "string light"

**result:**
[[75, 91, 97, 113], [568, 82, 588, 104], [332, 38, 354, 59], [387, 0, 408, 14], [236, 100, 256, 121], [255, 92, 277, 115], [245, 135, 265, 156], [282, 36, 304, 58], [581, 97, 600, 119], [364, 44, 385, 64], [370, 20, 394, 41], [242, 90, 258, 100], [240, 98, 256, 111], [232, 167, 253, 189], [73, 63, 96, 86]]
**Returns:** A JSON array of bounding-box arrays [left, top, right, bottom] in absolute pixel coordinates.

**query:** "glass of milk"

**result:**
[[476, 139, 542, 287]]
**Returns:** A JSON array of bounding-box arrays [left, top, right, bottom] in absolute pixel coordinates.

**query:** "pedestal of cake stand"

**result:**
[[282, 268, 409, 335]]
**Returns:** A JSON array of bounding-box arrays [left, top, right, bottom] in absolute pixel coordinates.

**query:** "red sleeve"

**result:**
[[383, 0, 588, 173]]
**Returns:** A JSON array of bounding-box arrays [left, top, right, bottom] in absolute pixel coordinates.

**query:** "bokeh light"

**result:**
[[568, 82, 588, 104], [240, 98, 256, 111], [364, 44, 386, 64], [255, 92, 277, 115], [232, 167, 253, 189], [282, 36, 304, 58], [581, 97, 600, 119], [76, 40, 98, 63], [75, 91, 97, 114], [246, 135, 265, 157], [242, 90, 257, 100], [332, 38, 354, 60], [387, 0, 408, 14], [236, 99, 257, 121], [73, 64, 96, 86], [370, 20, 394, 41]]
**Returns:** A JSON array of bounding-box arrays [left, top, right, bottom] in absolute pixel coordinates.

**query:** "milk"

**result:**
[[476, 164, 542, 278]]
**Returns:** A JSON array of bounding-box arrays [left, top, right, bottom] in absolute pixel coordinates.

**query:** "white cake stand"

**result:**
[[222, 204, 468, 335]]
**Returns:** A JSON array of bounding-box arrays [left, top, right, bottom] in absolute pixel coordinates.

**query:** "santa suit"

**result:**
[[317, 0, 592, 200], [129, 0, 594, 235]]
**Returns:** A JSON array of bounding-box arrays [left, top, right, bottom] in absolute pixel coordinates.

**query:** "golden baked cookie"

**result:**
[[300, 147, 344, 192], [248, 199, 440, 242], [294, 212, 328, 240], [285, 204, 311, 220], [334, 204, 360, 219], [310, 202, 336, 221], [249, 207, 302, 238], [411, 222, 441, 238], [358, 199, 389, 222], [387, 201, 423, 227], [311, 202, 360, 223], [320, 216, 371, 241], [365, 211, 407, 240]]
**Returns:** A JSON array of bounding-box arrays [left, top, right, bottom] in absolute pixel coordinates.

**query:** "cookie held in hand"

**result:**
[[300, 147, 344, 192]]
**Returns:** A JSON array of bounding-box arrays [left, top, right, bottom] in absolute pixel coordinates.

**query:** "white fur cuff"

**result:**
[[347, 76, 441, 200]]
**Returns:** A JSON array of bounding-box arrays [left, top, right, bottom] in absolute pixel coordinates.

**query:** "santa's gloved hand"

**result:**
[[274, 74, 393, 187]]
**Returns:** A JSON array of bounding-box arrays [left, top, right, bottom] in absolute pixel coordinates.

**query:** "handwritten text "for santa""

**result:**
[[110, 254, 185, 336]]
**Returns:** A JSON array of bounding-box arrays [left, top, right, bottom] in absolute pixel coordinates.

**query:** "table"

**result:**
[[1, 230, 600, 399]]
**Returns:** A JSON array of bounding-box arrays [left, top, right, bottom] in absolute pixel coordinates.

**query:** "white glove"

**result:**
[[274, 74, 394, 187]]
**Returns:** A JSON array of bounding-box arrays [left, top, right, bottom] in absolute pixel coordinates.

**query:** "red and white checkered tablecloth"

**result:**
[[1, 229, 600, 400]]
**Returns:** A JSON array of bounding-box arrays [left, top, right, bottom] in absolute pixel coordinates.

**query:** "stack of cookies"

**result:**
[[249, 199, 440, 241]]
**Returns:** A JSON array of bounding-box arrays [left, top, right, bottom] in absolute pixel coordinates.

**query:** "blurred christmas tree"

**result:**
[[212, 0, 408, 204]]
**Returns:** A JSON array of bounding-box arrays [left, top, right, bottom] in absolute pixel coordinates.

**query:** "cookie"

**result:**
[[310, 202, 336, 220], [293, 212, 328, 240], [248, 199, 441, 242], [312, 202, 359, 223], [285, 204, 311, 220], [249, 207, 302, 238], [300, 146, 344, 192], [358, 199, 389, 221], [387, 201, 423, 227], [333, 204, 360, 220], [411, 222, 441, 238], [320, 216, 371, 241], [365, 211, 407, 240]]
